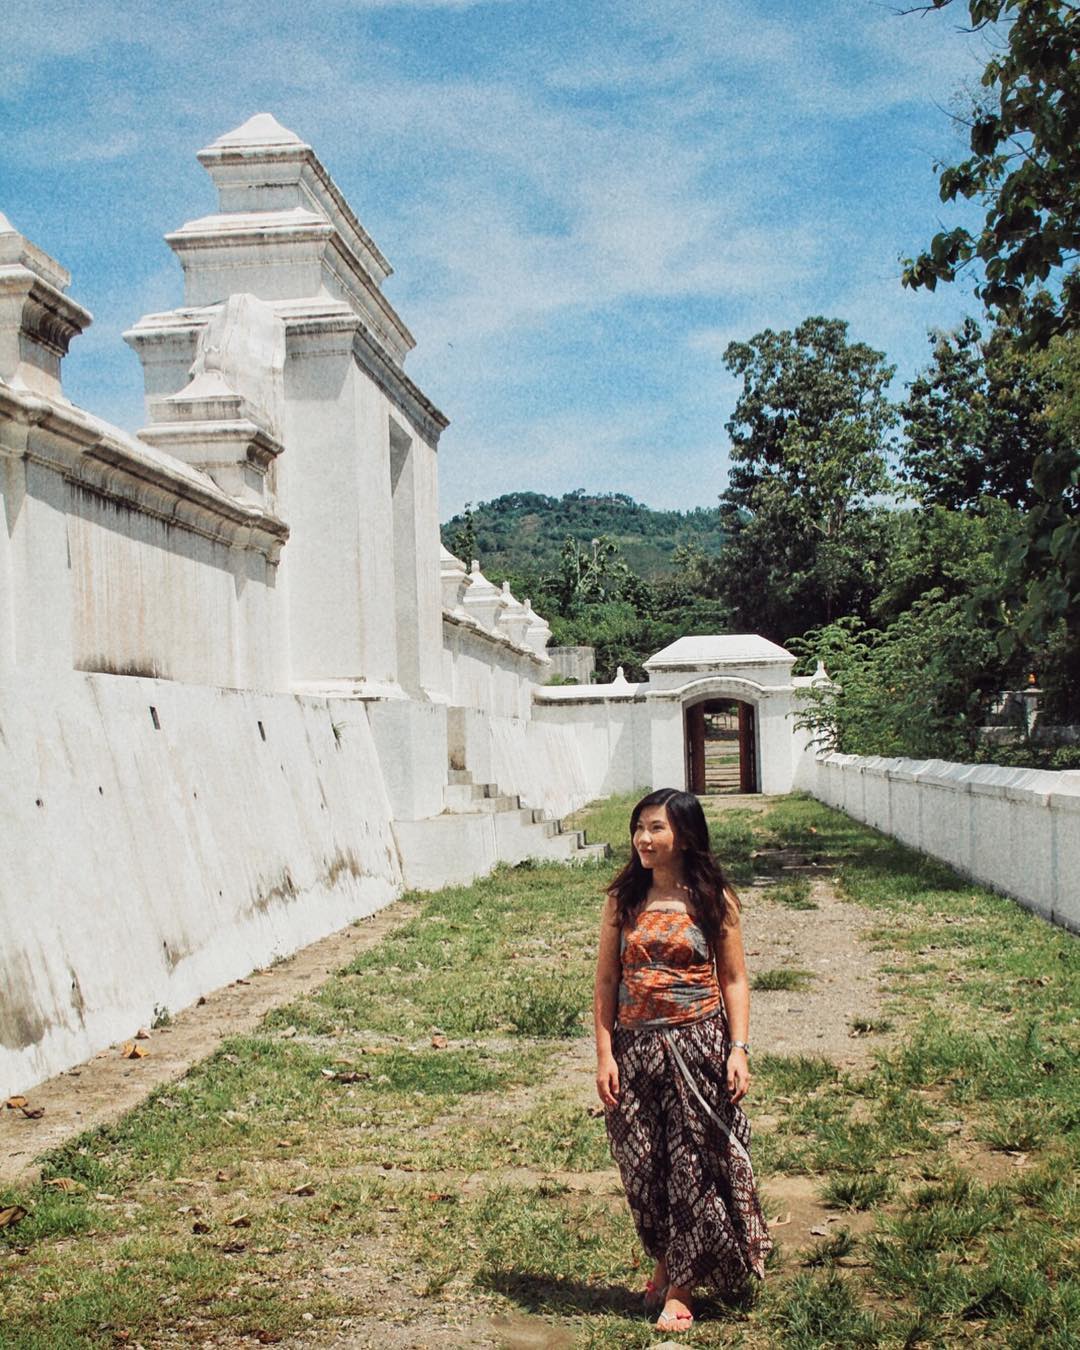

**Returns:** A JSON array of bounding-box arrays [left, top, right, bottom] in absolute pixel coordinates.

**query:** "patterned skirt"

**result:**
[[605, 1012, 772, 1293]]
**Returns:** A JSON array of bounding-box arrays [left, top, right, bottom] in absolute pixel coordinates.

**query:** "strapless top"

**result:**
[[617, 908, 721, 1029]]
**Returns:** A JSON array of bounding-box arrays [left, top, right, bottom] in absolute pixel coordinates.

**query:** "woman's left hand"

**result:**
[[727, 1047, 750, 1103]]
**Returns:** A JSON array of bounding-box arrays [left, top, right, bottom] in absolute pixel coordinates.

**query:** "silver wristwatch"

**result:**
[[730, 1040, 751, 1054]]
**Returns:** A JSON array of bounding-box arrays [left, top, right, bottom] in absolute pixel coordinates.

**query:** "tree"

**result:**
[[900, 316, 1050, 509], [792, 595, 1004, 760], [871, 499, 1020, 623], [902, 1, 1080, 345], [717, 317, 897, 640], [544, 535, 649, 613], [446, 501, 477, 564], [1000, 330, 1080, 715]]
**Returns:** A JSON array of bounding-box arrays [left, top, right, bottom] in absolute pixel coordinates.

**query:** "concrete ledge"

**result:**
[[807, 751, 1079, 934]]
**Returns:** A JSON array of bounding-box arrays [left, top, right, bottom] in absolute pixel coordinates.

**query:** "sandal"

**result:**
[[643, 1277, 668, 1311], [656, 1296, 694, 1332]]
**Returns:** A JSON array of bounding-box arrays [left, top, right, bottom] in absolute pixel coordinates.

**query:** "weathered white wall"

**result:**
[[443, 616, 543, 720], [532, 694, 652, 801], [0, 670, 401, 1099], [807, 753, 1080, 932]]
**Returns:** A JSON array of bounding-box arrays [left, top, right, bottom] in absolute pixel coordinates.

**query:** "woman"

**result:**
[[594, 787, 771, 1333]]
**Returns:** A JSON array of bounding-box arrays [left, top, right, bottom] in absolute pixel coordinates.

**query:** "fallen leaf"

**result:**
[[215, 1170, 230, 1182], [228, 1214, 252, 1228], [20, 1105, 45, 1119], [809, 1225, 828, 1236], [768, 1212, 792, 1228], [134, 1028, 151, 1040], [192, 1221, 211, 1234], [0, 1205, 28, 1229], [120, 1043, 149, 1060], [426, 1192, 454, 1203], [43, 1177, 83, 1192], [4, 1096, 27, 1110], [431, 1034, 448, 1050], [235, 979, 250, 986], [274, 1139, 294, 1149], [290, 1185, 316, 1197], [222, 1240, 247, 1253]]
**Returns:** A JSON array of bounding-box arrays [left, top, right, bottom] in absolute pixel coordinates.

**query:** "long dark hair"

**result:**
[[608, 788, 736, 955]]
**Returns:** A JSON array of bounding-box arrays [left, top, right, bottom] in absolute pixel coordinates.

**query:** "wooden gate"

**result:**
[[685, 699, 758, 795]]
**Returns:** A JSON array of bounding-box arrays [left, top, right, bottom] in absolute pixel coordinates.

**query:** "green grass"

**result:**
[[2, 791, 1078, 1347], [752, 967, 815, 992], [770, 876, 819, 910]]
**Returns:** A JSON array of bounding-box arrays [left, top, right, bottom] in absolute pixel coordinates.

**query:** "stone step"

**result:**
[[444, 781, 521, 814], [438, 771, 608, 867]]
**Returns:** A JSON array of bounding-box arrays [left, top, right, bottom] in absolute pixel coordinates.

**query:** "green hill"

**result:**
[[441, 490, 725, 580]]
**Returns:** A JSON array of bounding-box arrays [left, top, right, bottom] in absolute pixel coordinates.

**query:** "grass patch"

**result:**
[[849, 1016, 892, 1035], [752, 967, 815, 992], [821, 1171, 891, 1211], [770, 877, 819, 910]]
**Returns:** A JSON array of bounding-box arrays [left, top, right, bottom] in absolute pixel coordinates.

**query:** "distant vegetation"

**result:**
[[442, 490, 727, 581], [441, 493, 731, 685]]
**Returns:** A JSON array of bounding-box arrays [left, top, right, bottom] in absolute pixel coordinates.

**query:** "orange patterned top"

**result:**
[[617, 908, 722, 1029]]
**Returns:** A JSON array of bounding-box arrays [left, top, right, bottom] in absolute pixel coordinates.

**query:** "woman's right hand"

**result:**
[[596, 1053, 620, 1108]]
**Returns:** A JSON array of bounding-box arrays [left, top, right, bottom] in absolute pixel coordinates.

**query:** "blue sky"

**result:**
[[2, 0, 992, 516]]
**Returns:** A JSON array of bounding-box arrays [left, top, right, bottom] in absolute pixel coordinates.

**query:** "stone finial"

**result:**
[[522, 597, 552, 656], [440, 546, 469, 613], [137, 294, 285, 504], [203, 113, 306, 151], [0, 217, 92, 396], [460, 560, 508, 633], [496, 580, 531, 646]]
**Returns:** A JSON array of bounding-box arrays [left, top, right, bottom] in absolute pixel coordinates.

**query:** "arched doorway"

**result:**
[[685, 698, 758, 795]]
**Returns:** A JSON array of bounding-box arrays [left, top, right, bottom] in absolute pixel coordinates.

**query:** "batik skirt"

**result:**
[[605, 1012, 772, 1293]]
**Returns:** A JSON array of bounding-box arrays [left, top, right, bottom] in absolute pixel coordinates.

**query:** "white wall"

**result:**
[[808, 753, 1080, 932], [0, 669, 401, 1099], [533, 695, 652, 801]]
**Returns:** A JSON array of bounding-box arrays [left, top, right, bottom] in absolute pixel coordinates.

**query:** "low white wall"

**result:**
[[0, 670, 402, 1098], [809, 753, 1080, 932]]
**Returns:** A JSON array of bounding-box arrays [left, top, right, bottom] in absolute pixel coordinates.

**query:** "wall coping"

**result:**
[[0, 383, 289, 560], [817, 752, 1080, 807]]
